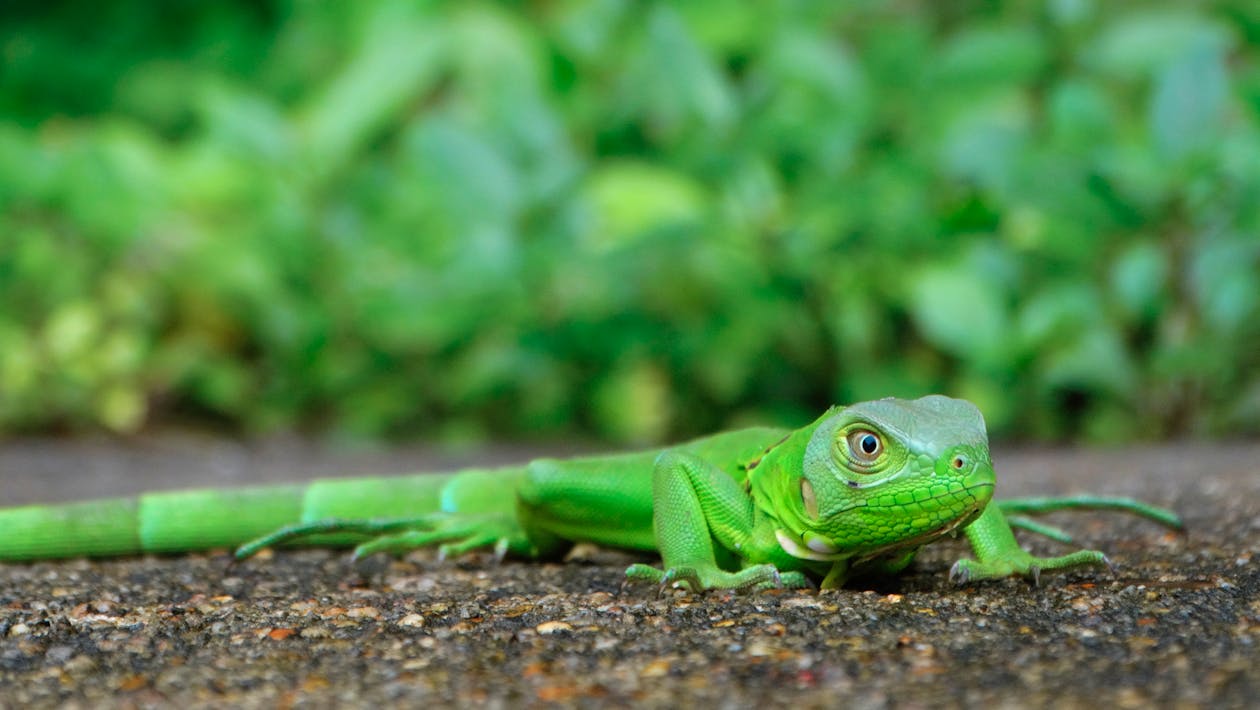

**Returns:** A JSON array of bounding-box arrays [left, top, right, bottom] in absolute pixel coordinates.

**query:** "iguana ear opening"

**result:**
[[800, 478, 819, 520]]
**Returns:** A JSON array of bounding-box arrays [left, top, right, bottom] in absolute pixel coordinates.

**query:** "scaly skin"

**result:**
[[0, 396, 1182, 590]]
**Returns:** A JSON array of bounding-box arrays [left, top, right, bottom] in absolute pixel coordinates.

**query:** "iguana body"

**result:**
[[0, 396, 1180, 590]]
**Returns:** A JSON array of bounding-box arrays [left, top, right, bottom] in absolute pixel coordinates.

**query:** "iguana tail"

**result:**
[[0, 468, 523, 560]]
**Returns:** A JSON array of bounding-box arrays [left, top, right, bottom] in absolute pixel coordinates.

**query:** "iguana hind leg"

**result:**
[[235, 516, 434, 559], [950, 496, 1181, 585], [950, 506, 1109, 585], [996, 495, 1182, 529], [235, 513, 533, 561], [349, 513, 535, 560]]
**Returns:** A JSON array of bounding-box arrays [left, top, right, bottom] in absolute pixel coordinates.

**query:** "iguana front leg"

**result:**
[[625, 451, 809, 592]]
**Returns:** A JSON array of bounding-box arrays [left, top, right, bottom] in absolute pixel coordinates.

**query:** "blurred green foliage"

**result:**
[[1, 1, 1258, 443]]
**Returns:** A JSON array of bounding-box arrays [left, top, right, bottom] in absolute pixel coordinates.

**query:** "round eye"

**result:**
[[847, 429, 882, 461], [951, 455, 967, 470]]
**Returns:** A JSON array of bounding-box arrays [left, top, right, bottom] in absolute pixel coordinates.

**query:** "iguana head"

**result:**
[[770, 395, 996, 562]]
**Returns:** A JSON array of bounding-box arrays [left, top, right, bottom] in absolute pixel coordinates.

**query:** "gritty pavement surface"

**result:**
[[0, 436, 1256, 708]]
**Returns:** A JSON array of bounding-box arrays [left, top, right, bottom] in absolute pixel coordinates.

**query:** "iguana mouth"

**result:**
[[805, 481, 994, 519], [850, 497, 988, 566], [775, 483, 994, 562]]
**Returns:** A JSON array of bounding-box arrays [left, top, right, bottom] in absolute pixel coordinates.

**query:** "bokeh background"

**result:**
[[1, 1, 1257, 445]]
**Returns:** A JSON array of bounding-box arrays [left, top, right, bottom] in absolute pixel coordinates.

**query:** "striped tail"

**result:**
[[0, 471, 494, 561]]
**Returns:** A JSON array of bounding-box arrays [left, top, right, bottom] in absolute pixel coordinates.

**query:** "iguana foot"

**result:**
[[624, 563, 810, 592], [949, 548, 1112, 586]]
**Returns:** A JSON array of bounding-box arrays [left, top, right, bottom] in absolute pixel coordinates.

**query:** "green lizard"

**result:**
[[0, 396, 1180, 590]]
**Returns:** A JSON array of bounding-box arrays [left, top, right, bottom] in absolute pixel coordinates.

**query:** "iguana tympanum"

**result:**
[[0, 396, 1180, 590]]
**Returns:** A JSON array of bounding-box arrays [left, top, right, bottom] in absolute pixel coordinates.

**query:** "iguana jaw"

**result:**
[[849, 486, 991, 565], [774, 482, 994, 562]]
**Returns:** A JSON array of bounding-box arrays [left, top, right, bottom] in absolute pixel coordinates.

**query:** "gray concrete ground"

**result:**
[[0, 436, 1256, 708]]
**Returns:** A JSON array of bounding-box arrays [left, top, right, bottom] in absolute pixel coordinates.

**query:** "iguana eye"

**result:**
[[847, 429, 882, 462]]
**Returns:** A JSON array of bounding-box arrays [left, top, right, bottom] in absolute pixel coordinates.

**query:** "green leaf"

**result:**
[[939, 94, 1030, 190], [1041, 327, 1137, 399], [935, 25, 1048, 87], [1191, 237, 1260, 333], [96, 385, 146, 433], [301, 3, 446, 169], [1110, 241, 1168, 322], [1017, 283, 1103, 351], [593, 360, 672, 443], [402, 117, 522, 223], [583, 162, 706, 248], [628, 6, 736, 134], [908, 263, 1009, 364], [1087, 11, 1232, 79], [44, 302, 100, 363], [1048, 79, 1116, 147], [1149, 44, 1229, 161]]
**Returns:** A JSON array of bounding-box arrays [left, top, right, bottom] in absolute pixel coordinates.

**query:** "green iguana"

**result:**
[[0, 396, 1180, 590]]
